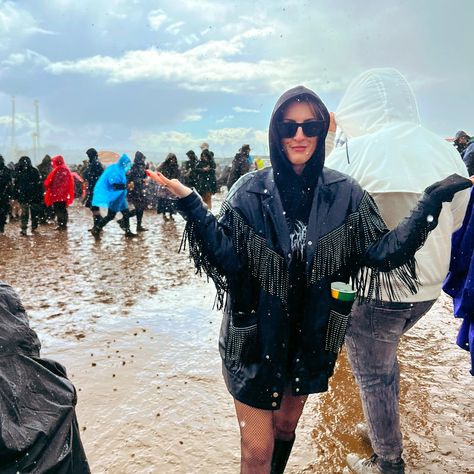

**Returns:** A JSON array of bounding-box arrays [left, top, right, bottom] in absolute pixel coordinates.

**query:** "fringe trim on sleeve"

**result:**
[[179, 220, 229, 309], [180, 201, 289, 309], [310, 191, 420, 303], [182, 191, 421, 309]]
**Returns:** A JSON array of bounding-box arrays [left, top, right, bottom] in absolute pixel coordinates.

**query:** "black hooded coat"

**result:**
[[83, 152, 104, 208], [127, 151, 148, 208], [0, 157, 13, 206], [0, 281, 90, 473], [177, 86, 443, 409], [13, 157, 43, 205]]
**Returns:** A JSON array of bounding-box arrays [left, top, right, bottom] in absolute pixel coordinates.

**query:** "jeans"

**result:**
[[345, 299, 436, 461]]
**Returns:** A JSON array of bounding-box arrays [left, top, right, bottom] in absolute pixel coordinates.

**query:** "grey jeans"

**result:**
[[345, 299, 436, 462]]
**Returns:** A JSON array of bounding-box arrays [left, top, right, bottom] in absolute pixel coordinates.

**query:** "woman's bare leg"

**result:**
[[270, 391, 308, 473], [233, 391, 308, 474], [234, 399, 274, 473], [273, 390, 308, 440]]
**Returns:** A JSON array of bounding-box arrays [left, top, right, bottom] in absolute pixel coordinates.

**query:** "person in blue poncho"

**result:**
[[90, 154, 136, 238], [443, 187, 474, 376]]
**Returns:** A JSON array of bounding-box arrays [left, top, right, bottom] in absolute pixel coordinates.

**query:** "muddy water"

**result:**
[[0, 198, 472, 473]]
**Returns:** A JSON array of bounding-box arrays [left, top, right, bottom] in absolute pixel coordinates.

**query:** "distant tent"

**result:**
[[98, 150, 120, 165]]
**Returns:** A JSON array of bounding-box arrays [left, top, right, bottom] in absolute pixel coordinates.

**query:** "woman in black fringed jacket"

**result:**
[[147, 86, 472, 474]]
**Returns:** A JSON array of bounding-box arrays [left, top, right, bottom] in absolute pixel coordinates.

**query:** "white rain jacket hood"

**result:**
[[328, 68, 468, 192], [327, 68, 469, 302]]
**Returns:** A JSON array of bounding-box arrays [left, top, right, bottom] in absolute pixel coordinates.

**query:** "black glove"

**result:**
[[112, 183, 127, 190], [424, 174, 472, 203]]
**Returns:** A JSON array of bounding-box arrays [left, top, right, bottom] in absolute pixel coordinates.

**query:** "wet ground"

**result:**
[[0, 196, 472, 473]]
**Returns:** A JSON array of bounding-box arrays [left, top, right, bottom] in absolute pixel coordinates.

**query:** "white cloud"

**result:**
[[183, 113, 202, 122], [165, 21, 184, 35], [43, 26, 312, 94], [0, 1, 52, 49], [24, 26, 57, 35], [148, 9, 167, 31], [216, 115, 234, 123], [183, 33, 199, 45], [207, 127, 265, 148], [233, 106, 259, 113], [129, 126, 268, 156], [1, 49, 50, 68], [0, 111, 66, 149]]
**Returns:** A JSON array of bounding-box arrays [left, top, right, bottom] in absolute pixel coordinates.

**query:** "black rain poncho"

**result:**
[[0, 281, 90, 473]]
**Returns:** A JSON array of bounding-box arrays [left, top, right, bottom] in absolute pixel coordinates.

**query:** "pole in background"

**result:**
[[34, 99, 40, 163], [11, 96, 16, 160], [32, 132, 38, 163]]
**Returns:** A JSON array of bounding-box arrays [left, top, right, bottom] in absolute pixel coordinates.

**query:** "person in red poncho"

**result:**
[[44, 155, 75, 230]]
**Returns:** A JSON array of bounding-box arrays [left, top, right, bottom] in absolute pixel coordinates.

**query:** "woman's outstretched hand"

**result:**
[[424, 173, 474, 203], [145, 170, 192, 198]]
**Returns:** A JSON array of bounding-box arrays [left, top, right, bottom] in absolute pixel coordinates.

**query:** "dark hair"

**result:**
[[454, 130, 470, 141], [275, 94, 324, 125]]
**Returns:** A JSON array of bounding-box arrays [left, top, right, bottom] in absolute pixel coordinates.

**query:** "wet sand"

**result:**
[[0, 198, 472, 473]]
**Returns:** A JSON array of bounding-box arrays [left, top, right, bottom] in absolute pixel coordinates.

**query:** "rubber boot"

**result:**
[[270, 437, 295, 474]]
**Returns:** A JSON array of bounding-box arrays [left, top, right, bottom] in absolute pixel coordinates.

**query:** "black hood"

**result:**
[[269, 86, 330, 223], [134, 150, 146, 165], [18, 156, 32, 170]]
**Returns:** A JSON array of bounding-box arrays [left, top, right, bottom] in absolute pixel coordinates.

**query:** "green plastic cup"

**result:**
[[330, 282, 357, 302]]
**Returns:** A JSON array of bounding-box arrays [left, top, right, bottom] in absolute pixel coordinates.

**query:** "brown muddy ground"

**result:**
[[0, 197, 472, 473]]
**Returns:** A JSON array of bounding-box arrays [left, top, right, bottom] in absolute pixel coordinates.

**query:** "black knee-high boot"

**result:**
[[270, 438, 295, 474]]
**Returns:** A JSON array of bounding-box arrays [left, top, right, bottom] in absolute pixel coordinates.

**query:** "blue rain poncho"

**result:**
[[92, 154, 131, 212]]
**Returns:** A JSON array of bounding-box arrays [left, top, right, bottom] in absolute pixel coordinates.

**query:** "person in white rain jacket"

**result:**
[[327, 68, 471, 474]]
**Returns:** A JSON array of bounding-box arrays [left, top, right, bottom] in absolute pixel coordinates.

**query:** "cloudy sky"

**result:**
[[0, 0, 473, 163]]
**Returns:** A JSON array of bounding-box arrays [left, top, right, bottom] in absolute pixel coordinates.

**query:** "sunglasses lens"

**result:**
[[277, 121, 325, 138], [277, 122, 297, 138], [302, 121, 324, 137]]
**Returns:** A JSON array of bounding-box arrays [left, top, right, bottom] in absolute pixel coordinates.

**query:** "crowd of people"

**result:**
[[1, 67, 473, 474], [0, 141, 262, 237]]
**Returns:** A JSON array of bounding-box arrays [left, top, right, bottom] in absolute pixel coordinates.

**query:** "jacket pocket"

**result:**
[[325, 309, 351, 353], [225, 311, 258, 368]]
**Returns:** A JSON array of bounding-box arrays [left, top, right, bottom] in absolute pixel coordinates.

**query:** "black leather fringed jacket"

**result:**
[[178, 167, 441, 410]]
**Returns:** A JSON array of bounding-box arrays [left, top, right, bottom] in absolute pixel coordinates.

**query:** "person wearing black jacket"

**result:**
[[126, 151, 148, 231], [462, 139, 474, 176], [37, 154, 54, 224], [195, 148, 217, 209], [227, 144, 251, 190], [181, 150, 199, 188], [147, 86, 473, 474], [83, 148, 104, 230], [0, 155, 13, 233], [13, 156, 43, 236], [453, 131, 474, 175]]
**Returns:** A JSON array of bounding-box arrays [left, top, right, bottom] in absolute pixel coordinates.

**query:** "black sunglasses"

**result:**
[[277, 120, 326, 139]]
